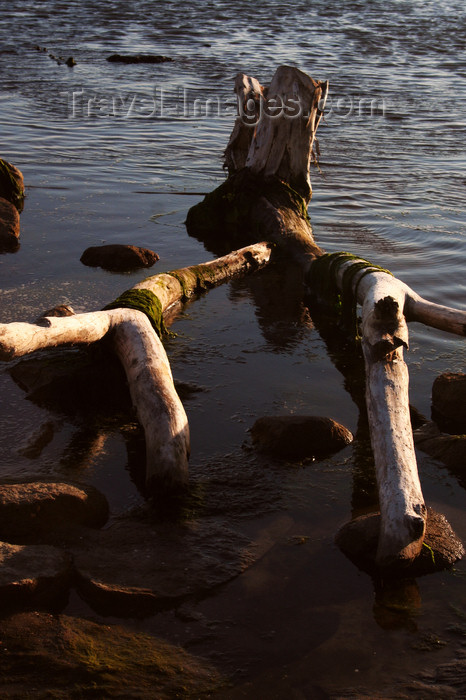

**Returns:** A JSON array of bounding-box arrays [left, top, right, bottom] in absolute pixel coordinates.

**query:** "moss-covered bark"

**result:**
[[186, 168, 322, 266]]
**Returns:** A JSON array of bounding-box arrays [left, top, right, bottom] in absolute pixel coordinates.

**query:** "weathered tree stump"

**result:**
[[187, 65, 326, 267]]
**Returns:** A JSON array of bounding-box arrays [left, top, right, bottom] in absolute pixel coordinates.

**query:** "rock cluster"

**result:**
[[0, 481, 108, 611], [0, 477, 255, 619]]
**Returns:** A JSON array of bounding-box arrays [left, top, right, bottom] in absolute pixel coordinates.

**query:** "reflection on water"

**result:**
[[0, 0, 465, 696]]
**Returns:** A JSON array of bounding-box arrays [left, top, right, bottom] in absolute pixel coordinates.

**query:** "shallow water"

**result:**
[[0, 0, 465, 696]]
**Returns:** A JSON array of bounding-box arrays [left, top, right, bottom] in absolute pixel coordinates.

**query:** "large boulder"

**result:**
[[0, 159, 25, 212], [0, 196, 20, 251], [432, 372, 466, 434], [250, 415, 353, 460], [0, 541, 72, 611], [0, 481, 109, 542], [80, 243, 160, 272]]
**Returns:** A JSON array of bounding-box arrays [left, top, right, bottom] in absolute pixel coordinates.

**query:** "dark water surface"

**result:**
[[0, 0, 465, 696]]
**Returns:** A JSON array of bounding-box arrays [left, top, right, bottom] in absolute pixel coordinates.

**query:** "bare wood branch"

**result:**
[[329, 260, 464, 565], [0, 310, 123, 361], [112, 312, 190, 492], [405, 293, 466, 336], [0, 242, 273, 494], [133, 241, 273, 308], [224, 73, 265, 175]]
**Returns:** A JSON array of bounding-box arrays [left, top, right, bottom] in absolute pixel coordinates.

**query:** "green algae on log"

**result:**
[[104, 288, 168, 337], [186, 168, 321, 265], [307, 251, 394, 338]]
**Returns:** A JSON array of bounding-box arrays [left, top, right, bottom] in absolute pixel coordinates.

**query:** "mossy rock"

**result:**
[[0, 612, 224, 698]]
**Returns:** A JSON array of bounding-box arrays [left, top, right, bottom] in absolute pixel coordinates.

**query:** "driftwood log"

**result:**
[[186, 65, 466, 569], [1, 66, 465, 572], [326, 257, 466, 566], [0, 243, 273, 492]]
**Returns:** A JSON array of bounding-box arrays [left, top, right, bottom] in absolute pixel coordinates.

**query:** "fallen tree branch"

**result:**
[[112, 312, 190, 493], [0, 242, 273, 493], [309, 254, 465, 566]]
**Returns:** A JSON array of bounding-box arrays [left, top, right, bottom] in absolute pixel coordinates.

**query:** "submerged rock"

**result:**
[[250, 415, 353, 460], [107, 53, 173, 64], [80, 243, 160, 272], [0, 541, 72, 611], [0, 481, 109, 542], [34, 45, 76, 67], [432, 372, 466, 434], [74, 515, 255, 616], [0, 196, 20, 251], [16, 421, 56, 459], [9, 348, 132, 418], [414, 421, 466, 470], [335, 507, 464, 577]]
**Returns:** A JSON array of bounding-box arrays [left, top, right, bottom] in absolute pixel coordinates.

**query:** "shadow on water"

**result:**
[[229, 263, 315, 353]]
